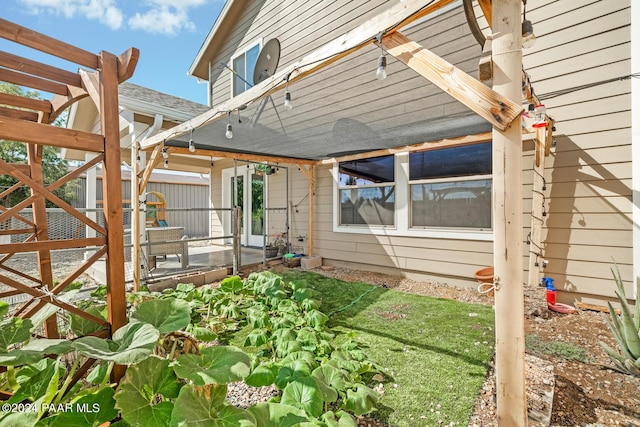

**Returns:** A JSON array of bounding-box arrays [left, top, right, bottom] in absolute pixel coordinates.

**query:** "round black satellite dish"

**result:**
[[253, 38, 281, 85]]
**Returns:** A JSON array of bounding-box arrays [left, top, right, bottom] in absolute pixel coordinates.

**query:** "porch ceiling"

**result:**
[[165, 40, 492, 162], [145, 0, 520, 165]]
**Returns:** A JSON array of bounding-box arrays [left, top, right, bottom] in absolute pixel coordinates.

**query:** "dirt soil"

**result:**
[[284, 265, 640, 427]]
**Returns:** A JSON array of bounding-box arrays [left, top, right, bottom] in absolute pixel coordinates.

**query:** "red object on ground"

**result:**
[[548, 302, 576, 314], [546, 289, 556, 305]]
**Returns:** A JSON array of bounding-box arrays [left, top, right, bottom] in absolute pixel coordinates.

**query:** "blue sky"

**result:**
[[1, 0, 225, 105]]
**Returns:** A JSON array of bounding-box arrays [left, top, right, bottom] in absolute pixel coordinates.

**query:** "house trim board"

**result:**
[[632, 0, 639, 300]]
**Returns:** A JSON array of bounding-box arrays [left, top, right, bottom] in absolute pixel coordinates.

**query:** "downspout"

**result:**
[[133, 113, 163, 291]]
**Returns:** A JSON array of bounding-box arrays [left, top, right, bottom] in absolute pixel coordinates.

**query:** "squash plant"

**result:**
[[0, 271, 381, 426]]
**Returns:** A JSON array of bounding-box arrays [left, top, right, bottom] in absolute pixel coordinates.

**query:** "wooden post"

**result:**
[[132, 142, 141, 292], [233, 207, 241, 275], [99, 51, 127, 383], [308, 166, 314, 256], [492, 1, 526, 425], [27, 144, 58, 338]]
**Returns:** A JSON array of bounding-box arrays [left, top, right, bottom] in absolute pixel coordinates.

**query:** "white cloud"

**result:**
[[18, 0, 124, 29], [128, 0, 207, 36]]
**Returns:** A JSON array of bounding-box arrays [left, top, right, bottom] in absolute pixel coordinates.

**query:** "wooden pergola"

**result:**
[[0, 0, 549, 423], [0, 18, 138, 381]]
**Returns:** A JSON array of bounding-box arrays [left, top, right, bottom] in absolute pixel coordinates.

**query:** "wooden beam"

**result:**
[[27, 144, 58, 338], [0, 115, 104, 152], [0, 237, 105, 254], [79, 70, 102, 114], [478, 35, 493, 82], [168, 146, 317, 166], [0, 158, 108, 236], [140, 0, 457, 149], [133, 113, 178, 129], [0, 228, 35, 236], [0, 51, 82, 87], [116, 48, 140, 83], [99, 50, 127, 383], [308, 166, 315, 256], [20, 247, 107, 320], [321, 132, 493, 164], [0, 273, 110, 327], [0, 68, 69, 95], [478, 0, 492, 28], [0, 92, 51, 113], [48, 84, 89, 124], [382, 31, 522, 131], [0, 18, 99, 69], [0, 106, 39, 122], [140, 145, 163, 192]]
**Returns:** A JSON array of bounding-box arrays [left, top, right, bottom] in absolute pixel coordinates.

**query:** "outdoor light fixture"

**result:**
[[136, 154, 141, 169], [284, 91, 293, 110], [188, 129, 196, 152], [164, 159, 169, 169], [375, 32, 387, 81], [284, 73, 293, 110], [376, 55, 387, 81], [225, 111, 233, 139], [162, 147, 168, 159], [522, 0, 536, 48]]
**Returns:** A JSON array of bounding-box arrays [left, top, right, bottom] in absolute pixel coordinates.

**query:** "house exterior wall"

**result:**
[[204, 0, 634, 302], [521, 0, 632, 302]]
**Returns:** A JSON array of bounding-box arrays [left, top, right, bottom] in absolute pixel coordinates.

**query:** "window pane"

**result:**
[[232, 54, 246, 96], [340, 186, 395, 226], [411, 179, 491, 228], [409, 143, 492, 181], [246, 44, 260, 85], [338, 155, 394, 187]]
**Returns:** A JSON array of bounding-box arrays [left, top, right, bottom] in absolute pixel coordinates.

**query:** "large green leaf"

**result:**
[[169, 384, 256, 427], [0, 317, 33, 352], [73, 322, 159, 364], [48, 387, 118, 427], [115, 356, 182, 427], [0, 300, 9, 318], [244, 329, 270, 348], [1, 359, 60, 426], [173, 346, 251, 386], [188, 325, 218, 342], [8, 359, 60, 404], [304, 310, 329, 330], [320, 411, 357, 427], [29, 290, 78, 333], [281, 377, 323, 418], [0, 339, 72, 366], [132, 298, 191, 333], [342, 384, 378, 416], [312, 365, 350, 392], [246, 402, 309, 427], [69, 305, 107, 336], [220, 276, 244, 294], [275, 361, 312, 390], [245, 363, 279, 387]]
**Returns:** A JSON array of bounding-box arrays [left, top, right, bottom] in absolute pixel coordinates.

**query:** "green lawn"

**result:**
[[274, 271, 496, 427]]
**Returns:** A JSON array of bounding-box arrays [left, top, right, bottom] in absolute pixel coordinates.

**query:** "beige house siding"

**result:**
[[522, 0, 632, 301], [202, 0, 633, 302]]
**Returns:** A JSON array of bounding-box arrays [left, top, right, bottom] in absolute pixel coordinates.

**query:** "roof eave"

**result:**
[[188, 0, 238, 80]]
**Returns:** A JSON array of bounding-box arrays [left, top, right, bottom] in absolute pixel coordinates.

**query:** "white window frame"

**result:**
[[333, 153, 493, 241], [229, 38, 263, 99]]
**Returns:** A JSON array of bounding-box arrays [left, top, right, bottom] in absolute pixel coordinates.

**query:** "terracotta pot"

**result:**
[[474, 266, 494, 283]]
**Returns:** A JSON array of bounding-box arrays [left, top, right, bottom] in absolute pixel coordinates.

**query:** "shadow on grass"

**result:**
[[335, 322, 491, 369]]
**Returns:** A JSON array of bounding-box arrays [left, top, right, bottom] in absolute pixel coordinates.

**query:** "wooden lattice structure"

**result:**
[[0, 19, 138, 380]]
